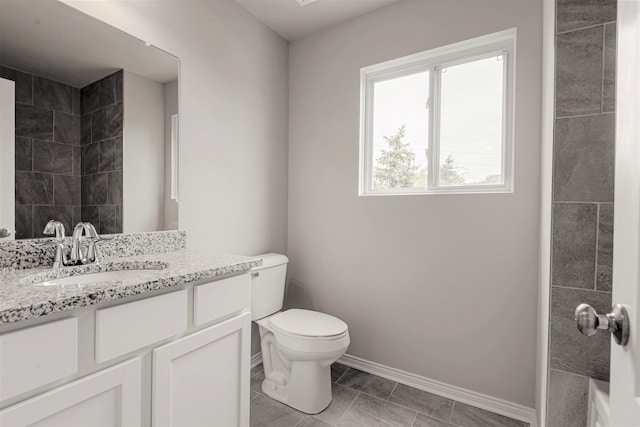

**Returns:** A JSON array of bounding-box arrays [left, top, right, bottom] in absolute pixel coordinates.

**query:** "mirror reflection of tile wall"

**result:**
[[1, 65, 123, 239], [80, 71, 123, 235]]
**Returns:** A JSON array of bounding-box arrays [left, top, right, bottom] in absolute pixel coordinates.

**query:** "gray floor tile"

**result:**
[[251, 390, 261, 401], [450, 402, 526, 427], [388, 384, 454, 421], [337, 368, 397, 399], [332, 363, 349, 383], [337, 393, 417, 427], [250, 393, 306, 427], [251, 370, 266, 394], [412, 413, 456, 427], [252, 363, 264, 377], [298, 415, 333, 427], [314, 383, 359, 425]]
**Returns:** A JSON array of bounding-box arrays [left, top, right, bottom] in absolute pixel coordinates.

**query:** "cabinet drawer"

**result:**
[[0, 318, 78, 401], [194, 274, 250, 326], [95, 290, 188, 363]]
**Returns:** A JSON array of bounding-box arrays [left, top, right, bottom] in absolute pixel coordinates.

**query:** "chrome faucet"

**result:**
[[39, 220, 72, 268], [38, 220, 107, 268], [70, 222, 103, 264]]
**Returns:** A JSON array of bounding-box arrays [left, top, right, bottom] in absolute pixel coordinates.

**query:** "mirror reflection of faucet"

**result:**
[[36, 220, 111, 268]]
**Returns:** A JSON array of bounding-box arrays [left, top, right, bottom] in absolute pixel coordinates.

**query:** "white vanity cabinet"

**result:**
[[0, 358, 142, 427], [0, 272, 252, 427], [153, 312, 251, 427]]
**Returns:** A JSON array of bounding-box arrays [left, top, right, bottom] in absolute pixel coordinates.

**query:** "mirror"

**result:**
[[0, 0, 179, 240]]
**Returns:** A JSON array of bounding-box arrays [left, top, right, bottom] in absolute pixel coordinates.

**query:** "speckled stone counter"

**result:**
[[0, 250, 261, 325]]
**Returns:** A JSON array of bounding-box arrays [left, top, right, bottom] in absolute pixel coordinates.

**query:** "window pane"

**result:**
[[372, 71, 429, 190], [438, 55, 504, 186]]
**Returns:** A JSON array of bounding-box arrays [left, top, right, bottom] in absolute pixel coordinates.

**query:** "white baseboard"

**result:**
[[338, 354, 537, 427], [250, 352, 263, 369], [250, 351, 536, 426]]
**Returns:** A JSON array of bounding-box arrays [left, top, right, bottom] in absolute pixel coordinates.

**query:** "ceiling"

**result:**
[[0, 0, 178, 88], [234, 0, 403, 41]]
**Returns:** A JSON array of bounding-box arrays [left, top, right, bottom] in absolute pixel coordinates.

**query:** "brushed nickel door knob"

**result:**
[[0, 228, 11, 238], [575, 303, 629, 346]]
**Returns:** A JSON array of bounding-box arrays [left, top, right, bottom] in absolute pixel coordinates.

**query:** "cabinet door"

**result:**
[[0, 358, 141, 427], [153, 312, 251, 427]]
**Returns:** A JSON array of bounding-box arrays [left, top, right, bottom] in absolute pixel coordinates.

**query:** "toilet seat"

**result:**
[[269, 309, 348, 340]]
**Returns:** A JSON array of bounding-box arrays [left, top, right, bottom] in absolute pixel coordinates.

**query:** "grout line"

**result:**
[[555, 111, 615, 120], [334, 367, 349, 384], [551, 284, 611, 293], [556, 21, 616, 36], [601, 24, 606, 114], [594, 203, 601, 290], [410, 411, 418, 426], [334, 391, 360, 426], [387, 382, 399, 400], [449, 401, 456, 422]]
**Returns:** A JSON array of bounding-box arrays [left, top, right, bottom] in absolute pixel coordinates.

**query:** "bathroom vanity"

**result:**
[[0, 232, 260, 426]]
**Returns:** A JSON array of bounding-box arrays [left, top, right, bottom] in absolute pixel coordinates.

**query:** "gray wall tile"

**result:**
[[54, 112, 81, 145], [450, 402, 525, 427], [15, 205, 33, 239], [603, 23, 616, 112], [553, 114, 615, 202], [547, 370, 589, 427], [34, 76, 73, 114], [99, 205, 116, 234], [556, 26, 604, 116], [81, 114, 92, 146], [72, 88, 81, 116], [15, 171, 53, 205], [54, 175, 80, 206], [91, 102, 123, 142], [81, 205, 99, 228], [81, 175, 93, 206], [552, 203, 597, 289], [92, 173, 109, 205], [16, 104, 53, 141], [33, 140, 73, 175], [99, 137, 122, 172], [34, 205, 73, 238], [550, 286, 611, 380], [15, 137, 32, 171], [108, 171, 123, 205], [556, 0, 616, 33], [597, 204, 613, 291], [81, 143, 99, 175], [81, 81, 100, 114]]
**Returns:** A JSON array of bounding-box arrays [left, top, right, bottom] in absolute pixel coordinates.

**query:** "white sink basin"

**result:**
[[38, 269, 161, 286]]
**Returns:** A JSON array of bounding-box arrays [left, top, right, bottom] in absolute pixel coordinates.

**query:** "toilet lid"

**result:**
[[269, 309, 348, 338]]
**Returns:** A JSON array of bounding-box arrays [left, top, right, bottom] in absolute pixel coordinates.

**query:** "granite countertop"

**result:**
[[0, 250, 262, 325]]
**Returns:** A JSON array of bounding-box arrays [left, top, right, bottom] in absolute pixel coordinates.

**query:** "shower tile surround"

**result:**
[[0, 65, 123, 238], [547, 0, 616, 425], [250, 364, 528, 427]]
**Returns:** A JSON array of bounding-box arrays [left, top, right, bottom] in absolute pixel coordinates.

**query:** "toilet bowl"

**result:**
[[251, 255, 350, 414]]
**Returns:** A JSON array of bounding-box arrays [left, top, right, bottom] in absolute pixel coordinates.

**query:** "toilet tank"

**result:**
[[250, 253, 289, 320]]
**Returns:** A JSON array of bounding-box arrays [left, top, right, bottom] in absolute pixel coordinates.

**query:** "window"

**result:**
[[359, 29, 516, 195]]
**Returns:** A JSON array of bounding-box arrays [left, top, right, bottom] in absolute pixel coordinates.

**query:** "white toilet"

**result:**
[[251, 253, 350, 414]]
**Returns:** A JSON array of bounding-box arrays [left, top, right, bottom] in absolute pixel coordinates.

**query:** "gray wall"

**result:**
[[288, 0, 542, 407], [63, 0, 289, 256], [546, 0, 617, 425]]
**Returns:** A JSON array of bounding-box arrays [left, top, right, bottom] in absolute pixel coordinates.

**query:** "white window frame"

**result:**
[[359, 28, 516, 196]]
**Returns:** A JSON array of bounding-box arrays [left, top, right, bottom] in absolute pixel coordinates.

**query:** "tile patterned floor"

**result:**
[[250, 363, 529, 427]]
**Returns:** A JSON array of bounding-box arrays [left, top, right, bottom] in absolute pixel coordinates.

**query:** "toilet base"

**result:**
[[261, 360, 333, 414]]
